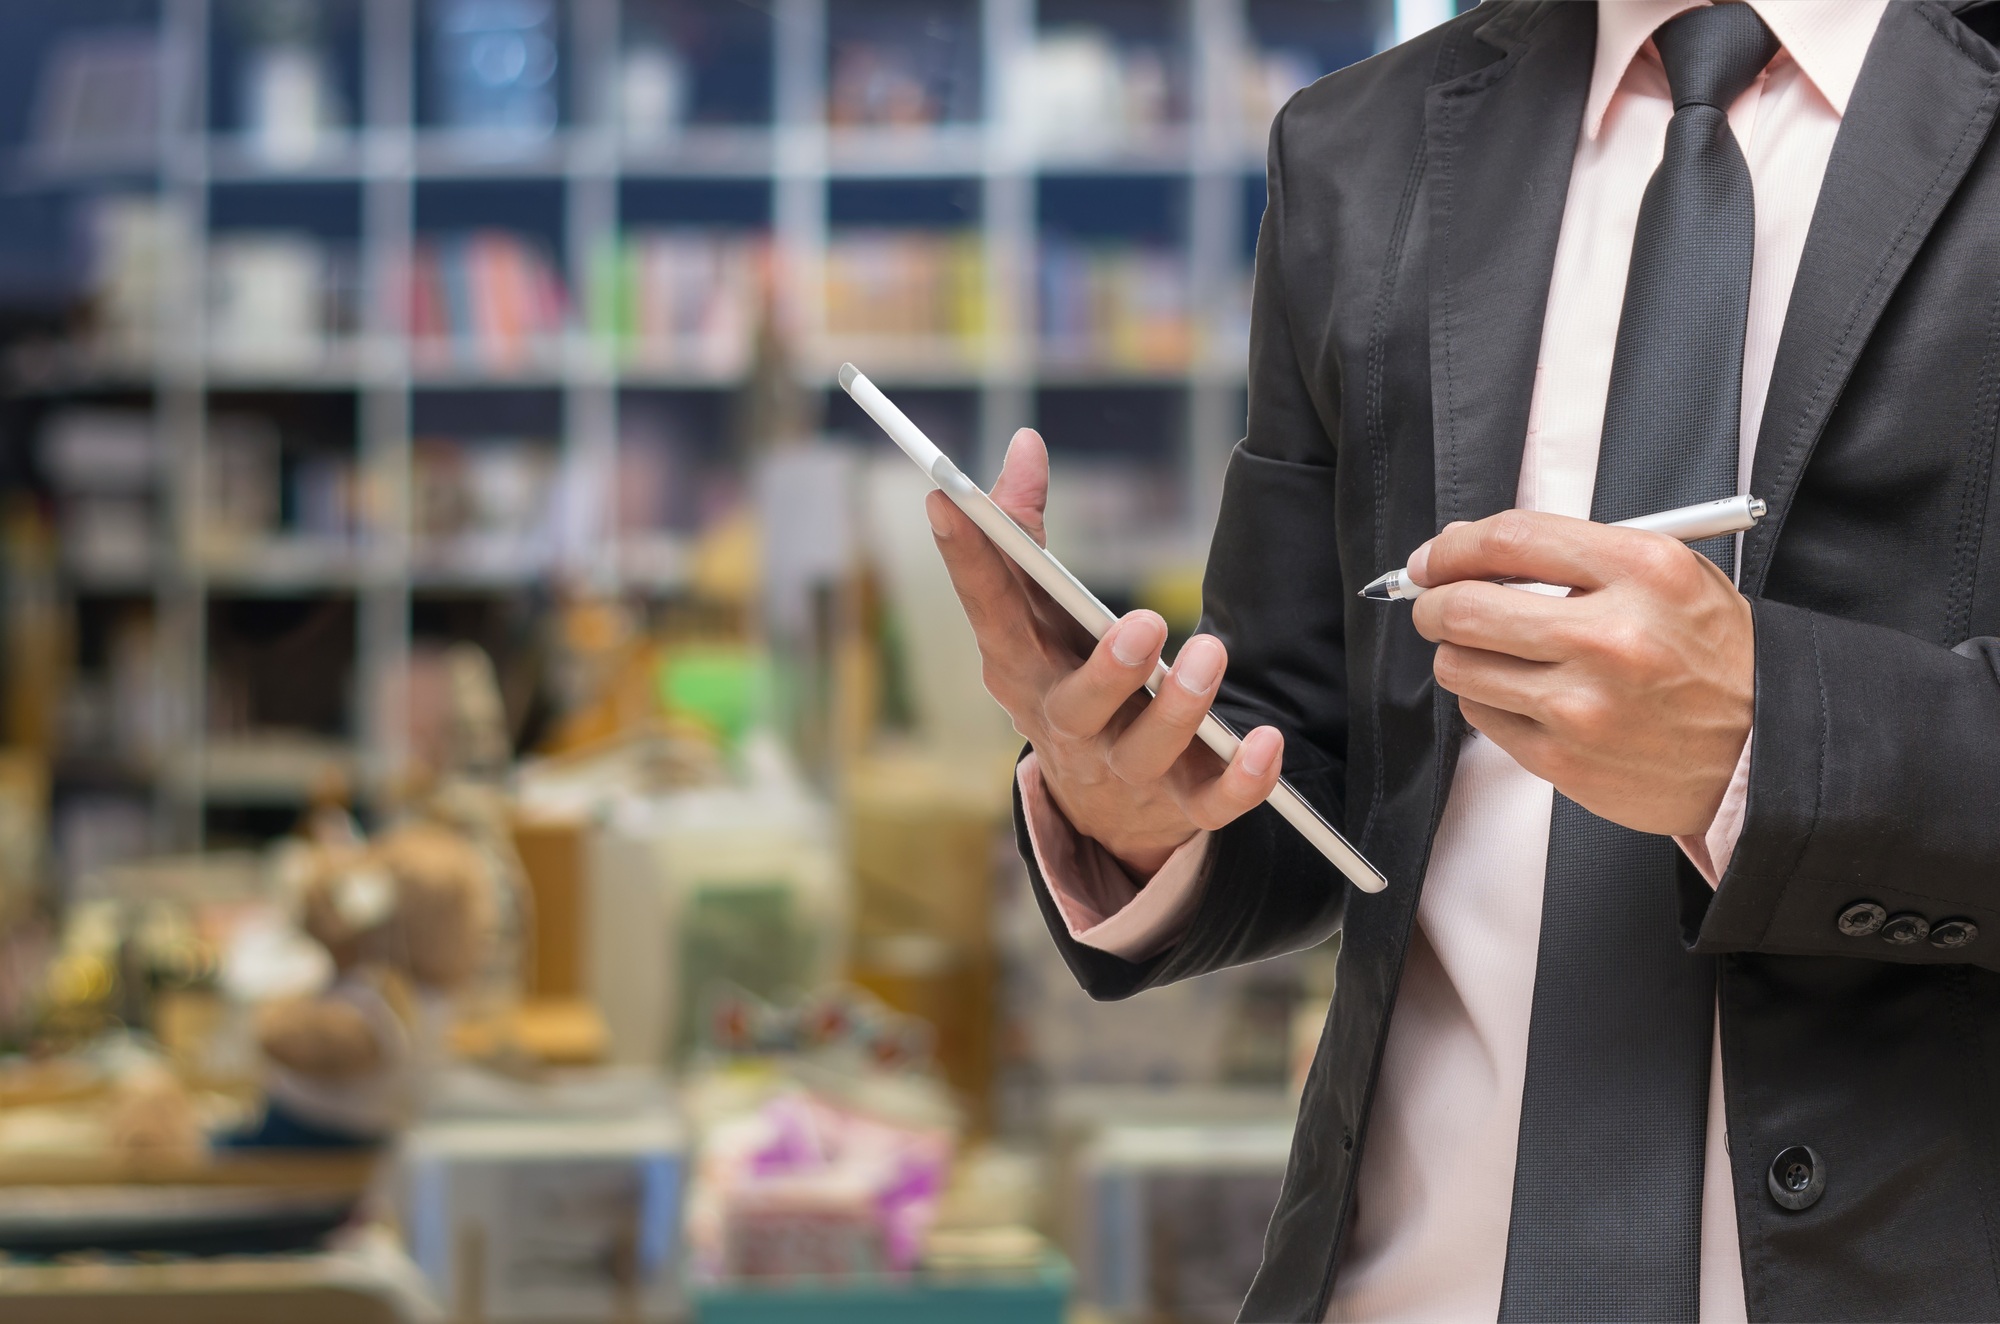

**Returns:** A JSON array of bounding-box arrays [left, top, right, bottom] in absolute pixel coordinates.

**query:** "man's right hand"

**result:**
[[927, 427, 1286, 877]]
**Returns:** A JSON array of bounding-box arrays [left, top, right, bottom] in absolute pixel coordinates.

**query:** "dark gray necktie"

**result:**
[[1498, 7, 1777, 1321]]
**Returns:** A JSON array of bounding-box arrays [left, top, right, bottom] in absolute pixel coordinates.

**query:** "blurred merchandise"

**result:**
[[411, 435, 561, 575], [827, 24, 979, 129], [199, 415, 283, 558], [409, 231, 569, 371], [687, 1087, 951, 1280], [400, 1106, 684, 1322], [59, 608, 166, 768], [230, 0, 349, 164], [53, 796, 153, 897], [615, 408, 742, 544], [1012, 29, 1177, 157], [293, 451, 363, 542], [590, 228, 768, 375], [38, 409, 157, 584], [995, 846, 1326, 1098], [208, 232, 355, 367], [431, 0, 561, 141], [27, 28, 172, 170], [37, 408, 154, 489], [0, 753, 46, 924], [1039, 239, 1193, 370], [2, 500, 70, 757], [824, 230, 984, 352], [81, 195, 189, 361], [1069, 1118, 1291, 1323], [618, 42, 691, 145], [237, 817, 498, 1149], [518, 731, 844, 1068], [846, 751, 1013, 1129]]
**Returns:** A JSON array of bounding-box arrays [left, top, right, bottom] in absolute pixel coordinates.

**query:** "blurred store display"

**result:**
[[1039, 238, 1192, 370], [401, 1106, 684, 1321], [823, 229, 985, 358], [412, 434, 562, 576], [592, 229, 768, 376], [409, 231, 570, 372], [0, 3, 1389, 1319]]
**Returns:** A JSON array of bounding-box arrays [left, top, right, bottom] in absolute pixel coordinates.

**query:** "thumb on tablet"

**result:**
[[991, 428, 1050, 547]]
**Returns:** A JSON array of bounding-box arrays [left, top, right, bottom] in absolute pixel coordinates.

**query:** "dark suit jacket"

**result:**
[[1016, 2, 2000, 1318]]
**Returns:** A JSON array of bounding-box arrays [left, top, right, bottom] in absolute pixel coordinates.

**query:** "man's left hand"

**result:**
[[1406, 510, 1754, 837]]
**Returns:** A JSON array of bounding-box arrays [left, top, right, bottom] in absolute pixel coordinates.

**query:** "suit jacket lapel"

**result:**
[[1424, 0, 1596, 530], [1742, 1, 2000, 595]]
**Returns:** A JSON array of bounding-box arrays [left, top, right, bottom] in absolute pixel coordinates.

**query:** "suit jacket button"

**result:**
[[1768, 1145, 1825, 1211], [1929, 918, 1979, 950], [1836, 902, 1886, 937], [1880, 913, 1931, 946]]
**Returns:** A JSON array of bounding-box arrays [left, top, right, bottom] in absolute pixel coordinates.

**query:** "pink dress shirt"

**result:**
[[1021, 2, 1890, 1318]]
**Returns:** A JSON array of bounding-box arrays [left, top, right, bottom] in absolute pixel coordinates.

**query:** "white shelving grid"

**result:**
[[25, 0, 1400, 850]]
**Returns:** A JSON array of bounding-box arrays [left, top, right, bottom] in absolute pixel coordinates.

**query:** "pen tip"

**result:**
[[837, 363, 860, 392]]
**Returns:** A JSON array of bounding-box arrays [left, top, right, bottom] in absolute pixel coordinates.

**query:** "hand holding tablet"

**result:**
[[839, 363, 1388, 894]]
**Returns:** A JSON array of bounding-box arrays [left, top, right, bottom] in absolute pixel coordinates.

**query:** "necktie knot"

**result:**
[[1654, 3, 1780, 113]]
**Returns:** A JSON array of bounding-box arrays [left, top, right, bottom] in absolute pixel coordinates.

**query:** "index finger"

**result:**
[[1408, 509, 1670, 594]]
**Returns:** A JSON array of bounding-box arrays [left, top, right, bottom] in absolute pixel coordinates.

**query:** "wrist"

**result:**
[[1040, 773, 1198, 882]]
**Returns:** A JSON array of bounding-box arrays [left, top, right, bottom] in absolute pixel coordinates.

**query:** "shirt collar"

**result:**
[[1586, 0, 1889, 140]]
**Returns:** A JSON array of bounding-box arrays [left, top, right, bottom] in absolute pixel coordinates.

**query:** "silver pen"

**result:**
[[1359, 494, 1768, 602]]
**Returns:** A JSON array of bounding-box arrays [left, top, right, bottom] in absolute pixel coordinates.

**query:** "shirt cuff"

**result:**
[[1674, 731, 1754, 889], [1017, 752, 1212, 962]]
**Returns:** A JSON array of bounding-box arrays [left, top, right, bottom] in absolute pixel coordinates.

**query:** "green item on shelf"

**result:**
[[659, 647, 766, 747], [692, 1252, 1072, 1324]]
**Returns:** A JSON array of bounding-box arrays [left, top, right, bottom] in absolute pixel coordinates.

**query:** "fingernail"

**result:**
[[1110, 614, 1161, 667], [1407, 538, 1435, 585], [1174, 638, 1222, 692], [925, 496, 951, 538], [1241, 729, 1277, 778]]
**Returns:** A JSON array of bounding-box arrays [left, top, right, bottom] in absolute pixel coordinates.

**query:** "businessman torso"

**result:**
[[1021, 2, 2000, 1318]]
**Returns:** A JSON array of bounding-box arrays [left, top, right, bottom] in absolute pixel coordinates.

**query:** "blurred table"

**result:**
[[0, 1224, 439, 1324]]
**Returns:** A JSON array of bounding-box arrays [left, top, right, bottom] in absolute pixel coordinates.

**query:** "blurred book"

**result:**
[[1039, 239, 1192, 370], [590, 229, 768, 376], [824, 230, 984, 353], [411, 231, 569, 371]]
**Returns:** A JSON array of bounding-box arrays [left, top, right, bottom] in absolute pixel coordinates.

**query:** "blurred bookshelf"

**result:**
[[8, 0, 1398, 851]]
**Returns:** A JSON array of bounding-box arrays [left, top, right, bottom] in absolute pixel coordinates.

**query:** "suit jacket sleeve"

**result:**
[[1693, 602, 2000, 973], [1014, 99, 1353, 1002]]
